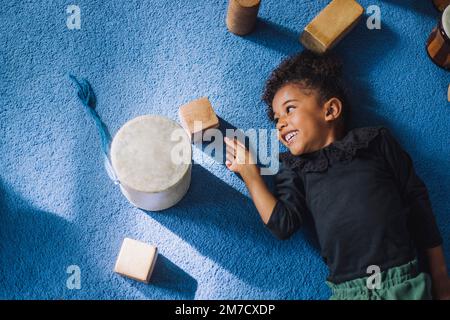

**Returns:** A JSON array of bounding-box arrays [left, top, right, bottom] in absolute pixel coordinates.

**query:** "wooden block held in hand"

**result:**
[[300, 0, 364, 54], [114, 238, 158, 284], [179, 97, 220, 142]]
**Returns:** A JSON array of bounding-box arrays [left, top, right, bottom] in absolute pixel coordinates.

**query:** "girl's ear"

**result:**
[[323, 97, 342, 122]]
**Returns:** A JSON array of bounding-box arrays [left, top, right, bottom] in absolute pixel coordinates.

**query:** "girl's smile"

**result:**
[[283, 130, 299, 145]]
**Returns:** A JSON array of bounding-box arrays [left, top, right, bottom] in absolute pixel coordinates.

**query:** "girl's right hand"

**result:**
[[224, 137, 258, 178], [223, 137, 276, 225]]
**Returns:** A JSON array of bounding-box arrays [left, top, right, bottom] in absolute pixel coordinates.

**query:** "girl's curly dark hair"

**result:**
[[262, 50, 351, 133]]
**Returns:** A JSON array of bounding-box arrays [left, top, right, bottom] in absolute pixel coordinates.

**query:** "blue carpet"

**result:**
[[1, 0, 449, 299]]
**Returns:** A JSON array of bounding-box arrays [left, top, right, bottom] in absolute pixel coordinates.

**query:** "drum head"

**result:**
[[111, 115, 191, 194]]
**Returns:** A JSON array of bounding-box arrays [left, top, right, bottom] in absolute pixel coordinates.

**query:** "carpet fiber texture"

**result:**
[[0, 0, 449, 299]]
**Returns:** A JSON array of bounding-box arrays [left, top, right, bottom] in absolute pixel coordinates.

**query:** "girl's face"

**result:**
[[272, 83, 341, 156]]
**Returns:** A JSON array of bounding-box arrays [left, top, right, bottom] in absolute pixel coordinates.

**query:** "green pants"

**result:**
[[326, 260, 433, 300]]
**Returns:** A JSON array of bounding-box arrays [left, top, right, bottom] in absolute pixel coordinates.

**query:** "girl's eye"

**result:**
[[286, 106, 295, 113]]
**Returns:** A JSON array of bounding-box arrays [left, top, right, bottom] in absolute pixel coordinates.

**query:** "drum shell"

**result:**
[[118, 165, 191, 211]]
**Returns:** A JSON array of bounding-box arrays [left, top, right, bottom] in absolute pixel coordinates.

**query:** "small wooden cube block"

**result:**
[[179, 97, 220, 142], [300, 0, 364, 54], [114, 238, 158, 284]]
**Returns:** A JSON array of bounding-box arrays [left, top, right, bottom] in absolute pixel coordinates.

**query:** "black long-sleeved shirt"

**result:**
[[265, 126, 443, 284]]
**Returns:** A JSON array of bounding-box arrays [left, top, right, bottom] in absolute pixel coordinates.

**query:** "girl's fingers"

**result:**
[[224, 137, 236, 149], [235, 138, 245, 149], [226, 152, 234, 163], [225, 144, 236, 152], [225, 144, 235, 154], [225, 144, 236, 157], [225, 137, 249, 165], [224, 137, 245, 151]]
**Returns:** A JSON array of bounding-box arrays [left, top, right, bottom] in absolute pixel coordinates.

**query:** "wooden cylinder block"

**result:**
[[226, 0, 261, 36]]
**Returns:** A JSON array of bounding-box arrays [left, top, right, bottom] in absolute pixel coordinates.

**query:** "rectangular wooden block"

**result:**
[[179, 97, 220, 142], [114, 238, 158, 284], [300, 0, 364, 54]]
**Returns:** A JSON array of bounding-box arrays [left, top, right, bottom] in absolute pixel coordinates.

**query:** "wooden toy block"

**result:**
[[300, 0, 364, 54], [179, 97, 220, 142], [226, 0, 261, 36], [433, 0, 450, 12], [114, 238, 158, 284]]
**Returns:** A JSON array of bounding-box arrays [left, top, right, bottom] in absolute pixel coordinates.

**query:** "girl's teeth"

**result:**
[[285, 131, 298, 143]]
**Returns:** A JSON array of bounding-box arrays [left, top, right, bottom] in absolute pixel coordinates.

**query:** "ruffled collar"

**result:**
[[279, 126, 383, 173]]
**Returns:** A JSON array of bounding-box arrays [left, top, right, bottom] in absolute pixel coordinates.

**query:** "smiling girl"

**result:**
[[223, 50, 450, 300]]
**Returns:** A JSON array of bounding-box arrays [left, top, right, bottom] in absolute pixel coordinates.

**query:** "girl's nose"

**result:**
[[276, 117, 287, 131]]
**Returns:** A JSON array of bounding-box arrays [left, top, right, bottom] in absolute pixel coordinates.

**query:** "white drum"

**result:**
[[111, 115, 192, 211]]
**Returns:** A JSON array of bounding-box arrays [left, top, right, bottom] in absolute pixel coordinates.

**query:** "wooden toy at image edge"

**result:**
[[433, 0, 450, 12], [426, 6, 450, 70], [300, 0, 364, 54]]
